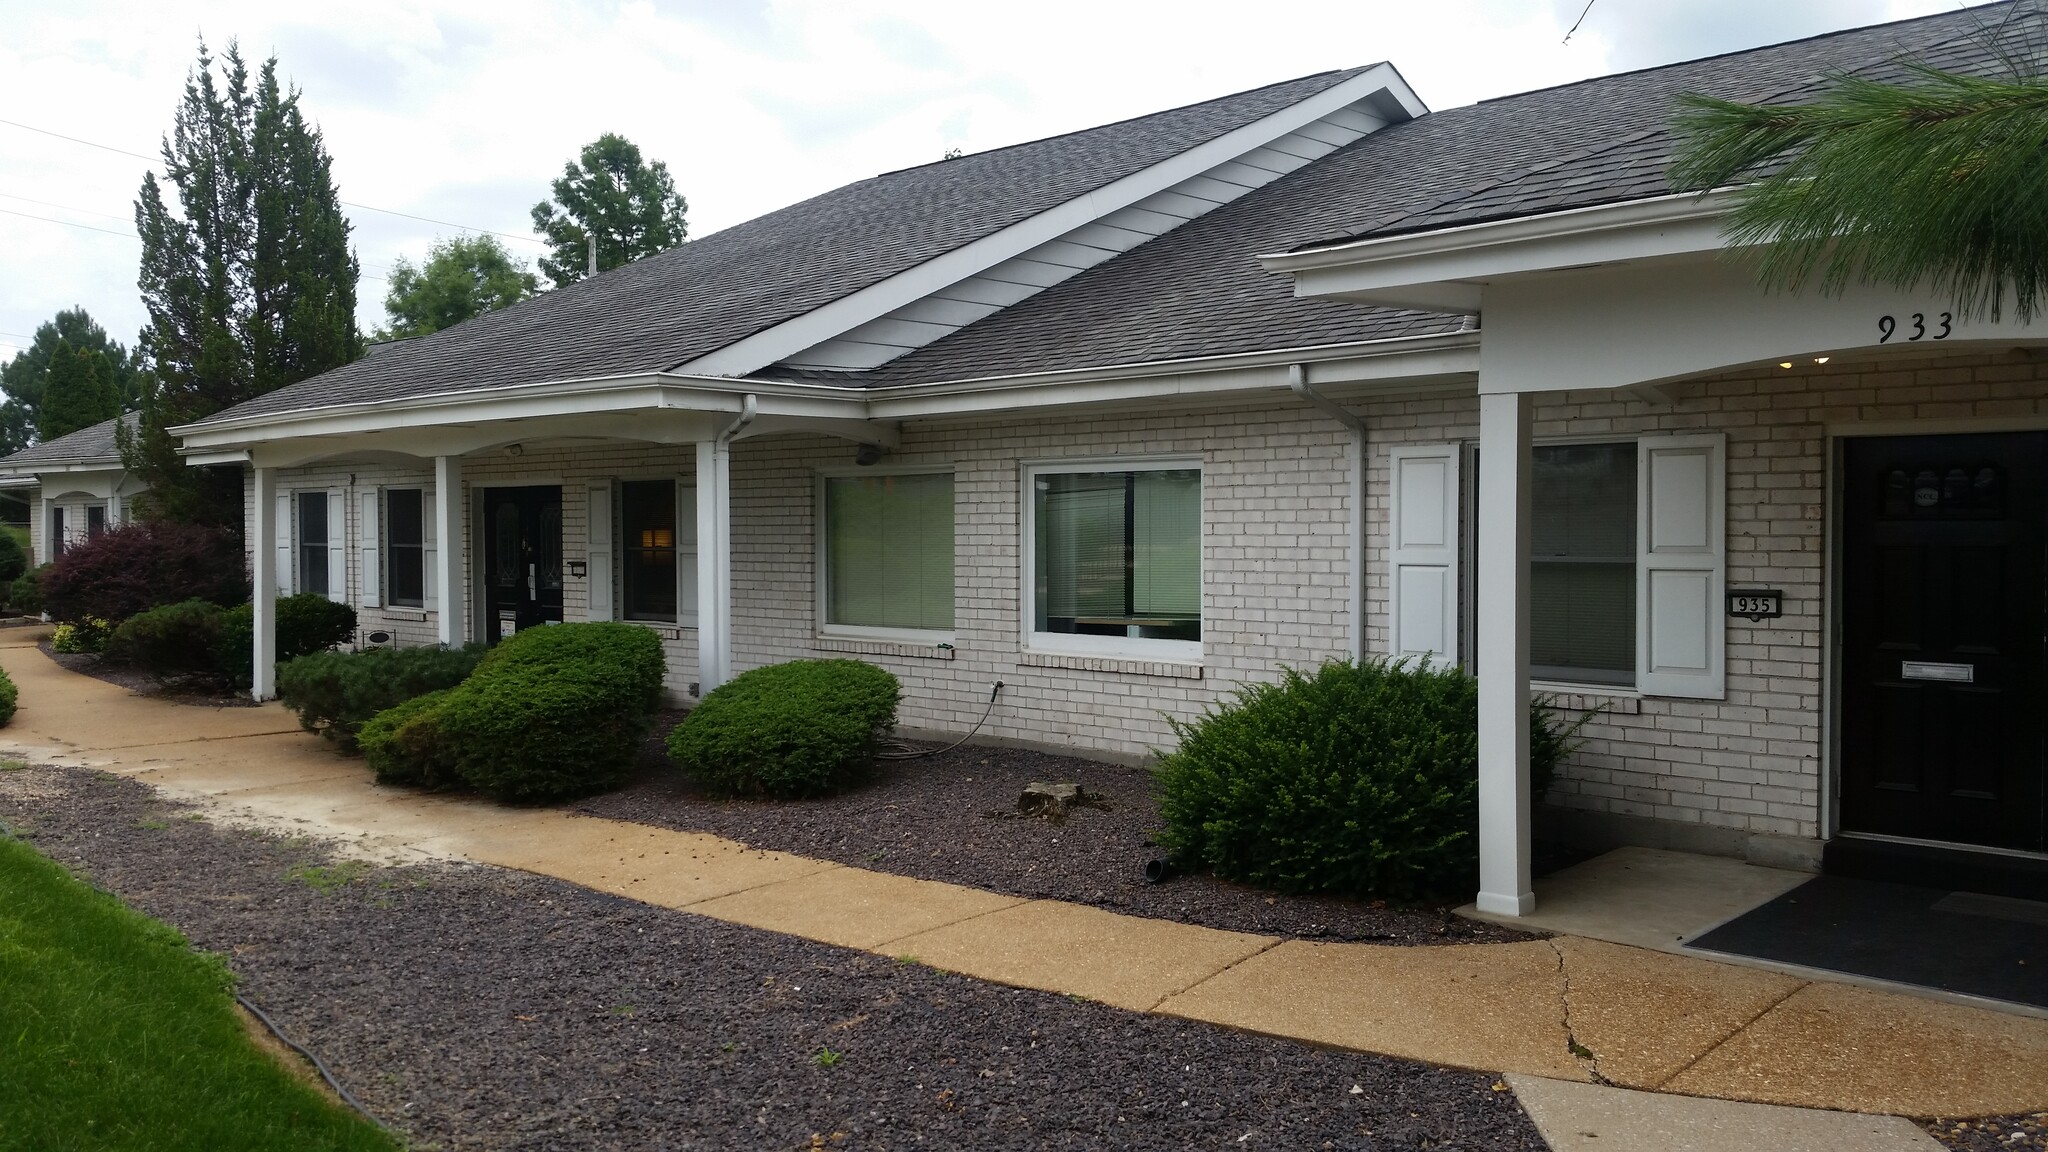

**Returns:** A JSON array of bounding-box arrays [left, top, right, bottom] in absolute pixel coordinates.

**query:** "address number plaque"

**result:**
[[1726, 589, 1784, 622]]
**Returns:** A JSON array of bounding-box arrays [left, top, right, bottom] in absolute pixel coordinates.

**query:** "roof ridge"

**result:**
[[868, 65, 1372, 180]]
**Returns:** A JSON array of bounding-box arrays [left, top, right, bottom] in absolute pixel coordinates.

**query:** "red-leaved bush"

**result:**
[[41, 522, 246, 625]]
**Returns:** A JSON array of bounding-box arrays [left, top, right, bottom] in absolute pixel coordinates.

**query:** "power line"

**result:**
[[0, 206, 135, 239], [0, 190, 132, 224], [0, 116, 546, 246]]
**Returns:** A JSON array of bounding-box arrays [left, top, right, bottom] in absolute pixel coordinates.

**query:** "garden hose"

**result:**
[[235, 992, 385, 1129], [875, 681, 1003, 760]]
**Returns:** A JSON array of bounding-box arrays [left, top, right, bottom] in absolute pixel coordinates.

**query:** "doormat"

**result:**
[[1688, 875, 2048, 1010]]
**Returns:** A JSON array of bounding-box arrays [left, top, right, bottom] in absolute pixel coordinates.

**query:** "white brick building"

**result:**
[[125, 6, 2048, 914]]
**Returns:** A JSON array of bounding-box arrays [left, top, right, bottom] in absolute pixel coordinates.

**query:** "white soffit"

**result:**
[[682, 64, 1424, 378]]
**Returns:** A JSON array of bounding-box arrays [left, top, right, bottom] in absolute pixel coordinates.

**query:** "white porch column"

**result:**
[[251, 466, 278, 701], [433, 455, 466, 647], [37, 496, 53, 566], [1476, 390, 1535, 916], [695, 438, 733, 692]]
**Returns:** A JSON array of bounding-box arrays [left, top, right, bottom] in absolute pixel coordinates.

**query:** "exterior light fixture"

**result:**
[[1814, 356, 1830, 364], [1778, 361, 1794, 369]]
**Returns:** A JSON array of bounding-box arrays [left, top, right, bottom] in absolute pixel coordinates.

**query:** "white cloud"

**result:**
[[0, 0, 1968, 365]]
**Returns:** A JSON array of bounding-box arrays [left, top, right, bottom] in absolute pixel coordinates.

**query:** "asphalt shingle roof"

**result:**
[[846, 4, 2026, 386], [202, 67, 1372, 424], [0, 413, 134, 470]]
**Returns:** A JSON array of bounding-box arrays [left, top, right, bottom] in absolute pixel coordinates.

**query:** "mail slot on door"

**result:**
[[1901, 660, 1974, 683]]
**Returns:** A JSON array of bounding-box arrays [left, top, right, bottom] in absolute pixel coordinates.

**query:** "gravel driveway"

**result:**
[[2, 765, 1545, 1151]]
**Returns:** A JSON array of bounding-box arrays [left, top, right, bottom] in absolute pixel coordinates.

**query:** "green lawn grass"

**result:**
[[0, 833, 399, 1151]]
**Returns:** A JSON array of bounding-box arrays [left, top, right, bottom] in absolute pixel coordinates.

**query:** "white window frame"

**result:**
[[383, 486, 429, 610], [1021, 456, 1203, 663], [609, 474, 698, 629], [814, 464, 957, 645]]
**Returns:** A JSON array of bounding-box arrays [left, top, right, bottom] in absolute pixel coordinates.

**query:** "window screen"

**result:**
[[1530, 443, 1635, 684], [387, 489, 425, 607], [824, 472, 954, 631], [1033, 468, 1200, 642], [297, 491, 329, 599], [621, 480, 678, 622]]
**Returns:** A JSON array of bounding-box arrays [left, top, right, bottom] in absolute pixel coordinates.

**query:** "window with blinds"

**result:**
[[297, 491, 330, 599], [387, 489, 426, 607], [1531, 443, 1636, 685], [823, 472, 954, 633], [1033, 467, 1200, 645]]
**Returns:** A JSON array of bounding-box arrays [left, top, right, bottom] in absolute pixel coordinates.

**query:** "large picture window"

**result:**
[[1030, 463, 1200, 656], [297, 491, 330, 599], [621, 480, 678, 622], [1531, 443, 1636, 685], [386, 488, 425, 608], [822, 471, 954, 634]]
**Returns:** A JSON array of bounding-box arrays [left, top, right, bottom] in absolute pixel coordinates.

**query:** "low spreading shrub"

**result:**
[[41, 522, 244, 625], [668, 659, 901, 799], [0, 664, 18, 725], [358, 689, 460, 789], [103, 600, 228, 680], [8, 564, 45, 616], [277, 645, 484, 753], [50, 616, 112, 655], [277, 595, 357, 661], [364, 623, 666, 802], [1151, 659, 1575, 903]]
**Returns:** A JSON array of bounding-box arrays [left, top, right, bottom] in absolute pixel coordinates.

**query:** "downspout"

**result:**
[[1289, 364, 1367, 663], [720, 393, 759, 445]]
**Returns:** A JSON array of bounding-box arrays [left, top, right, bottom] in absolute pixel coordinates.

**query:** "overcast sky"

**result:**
[[0, 0, 1975, 367]]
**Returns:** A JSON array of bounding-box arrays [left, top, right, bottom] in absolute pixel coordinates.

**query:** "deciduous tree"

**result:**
[[378, 234, 539, 339], [530, 134, 688, 288]]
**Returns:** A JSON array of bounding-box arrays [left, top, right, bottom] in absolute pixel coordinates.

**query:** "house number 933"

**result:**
[[1877, 312, 1952, 343]]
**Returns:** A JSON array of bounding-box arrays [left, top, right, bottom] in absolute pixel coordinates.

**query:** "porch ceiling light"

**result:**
[[1814, 356, 1830, 364], [1778, 361, 1794, 369]]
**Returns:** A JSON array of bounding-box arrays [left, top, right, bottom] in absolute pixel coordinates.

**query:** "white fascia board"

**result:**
[[0, 458, 124, 479], [1259, 189, 1746, 308], [171, 373, 870, 451], [865, 331, 1478, 419], [682, 63, 1424, 379]]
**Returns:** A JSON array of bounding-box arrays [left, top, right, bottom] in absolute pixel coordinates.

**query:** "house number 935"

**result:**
[[1877, 312, 1952, 343]]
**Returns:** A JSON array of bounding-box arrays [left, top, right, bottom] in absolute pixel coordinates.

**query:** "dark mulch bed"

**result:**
[[38, 640, 258, 707], [0, 765, 1546, 1151], [577, 715, 1538, 947]]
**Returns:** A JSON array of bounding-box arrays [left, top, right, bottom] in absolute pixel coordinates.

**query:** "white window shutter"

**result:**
[[1637, 433, 1726, 698], [586, 484, 613, 621], [676, 481, 698, 625], [274, 493, 293, 596], [359, 490, 381, 608], [1387, 444, 1461, 667], [325, 490, 347, 603], [422, 485, 439, 611]]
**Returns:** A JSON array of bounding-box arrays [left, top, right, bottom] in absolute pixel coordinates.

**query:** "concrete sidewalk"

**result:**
[[0, 629, 2023, 1146]]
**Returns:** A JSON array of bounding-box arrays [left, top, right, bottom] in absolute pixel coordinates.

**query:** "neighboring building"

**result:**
[[0, 414, 143, 565], [169, 6, 2047, 912]]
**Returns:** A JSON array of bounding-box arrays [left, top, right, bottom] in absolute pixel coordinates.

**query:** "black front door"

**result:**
[[482, 486, 563, 644], [1841, 433, 2046, 852]]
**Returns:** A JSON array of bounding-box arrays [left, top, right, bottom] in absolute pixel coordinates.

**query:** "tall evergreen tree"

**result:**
[[530, 134, 689, 288], [37, 342, 123, 442], [377, 234, 539, 339], [127, 39, 361, 526], [0, 309, 145, 454]]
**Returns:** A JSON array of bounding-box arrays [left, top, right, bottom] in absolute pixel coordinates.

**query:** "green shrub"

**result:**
[[214, 603, 254, 690], [8, 564, 44, 615], [358, 689, 460, 789], [276, 594, 356, 660], [0, 527, 27, 586], [104, 600, 229, 680], [50, 616, 112, 655], [367, 623, 666, 802], [668, 659, 901, 799], [277, 645, 484, 753], [1151, 659, 1573, 903], [0, 664, 18, 725]]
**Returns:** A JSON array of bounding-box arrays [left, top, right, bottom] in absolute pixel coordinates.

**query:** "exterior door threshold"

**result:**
[[1825, 833, 2048, 899]]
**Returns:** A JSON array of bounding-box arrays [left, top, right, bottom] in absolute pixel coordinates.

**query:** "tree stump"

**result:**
[[1018, 781, 1083, 822]]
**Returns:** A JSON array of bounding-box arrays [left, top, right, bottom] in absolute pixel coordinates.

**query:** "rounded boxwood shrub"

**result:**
[[8, 564, 45, 616], [1151, 659, 1574, 903], [103, 600, 228, 680], [214, 603, 254, 689], [277, 644, 484, 753], [358, 689, 460, 789], [0, 664, 19, 725], [276, 594, 357, 660], [0, 528, 27, 586], [365, 623, 666, 802], [668, 659, 901, 799]]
